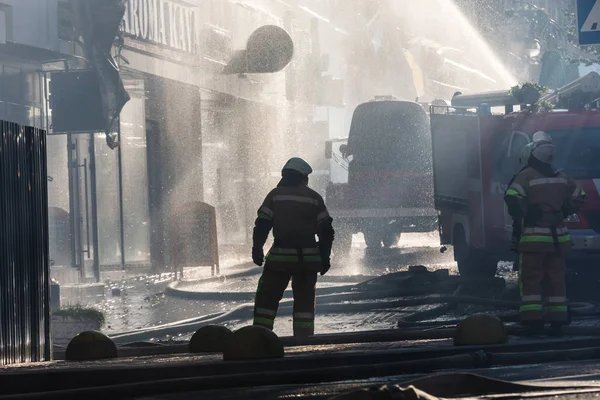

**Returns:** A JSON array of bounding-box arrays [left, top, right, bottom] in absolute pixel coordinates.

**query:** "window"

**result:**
[[548, 128, 600, 180], [492, 132, 511, 184], [0, 3, 13, 45], [347, 101, 431, 171], [58, 1, 76, 42], [509, 132, 529, 173], [494, 132, 529, 185]]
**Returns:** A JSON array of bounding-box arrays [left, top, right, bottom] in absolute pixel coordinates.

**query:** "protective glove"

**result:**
[[320, 258, 331, 276], [252, 247, 264, 266]]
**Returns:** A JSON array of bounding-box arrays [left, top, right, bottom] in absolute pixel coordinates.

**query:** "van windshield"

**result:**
[[346, 101, 431, 171], [548, 128, 600, 180]]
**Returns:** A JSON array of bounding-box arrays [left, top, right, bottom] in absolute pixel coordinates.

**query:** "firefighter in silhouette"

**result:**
[[504, 132, 585, 335], [251, 157, 335, 336]]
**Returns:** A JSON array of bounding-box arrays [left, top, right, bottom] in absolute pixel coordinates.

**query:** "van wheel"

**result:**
[[453, 226, 497, 278], [363, 229, 382, 248]]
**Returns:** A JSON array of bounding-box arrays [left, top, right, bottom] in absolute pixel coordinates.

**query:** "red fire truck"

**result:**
[[325, 96, 437, 255], [432, 72, 600, 277]]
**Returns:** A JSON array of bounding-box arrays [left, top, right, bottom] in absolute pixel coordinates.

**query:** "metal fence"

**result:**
[[0, 121, 51, 364]]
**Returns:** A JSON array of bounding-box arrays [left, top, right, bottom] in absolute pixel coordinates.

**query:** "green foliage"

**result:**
[[53, 305, 106, 327], [509, 82, 555, 110], [537, 100, 555, 111], [509, 82, 549, 97]]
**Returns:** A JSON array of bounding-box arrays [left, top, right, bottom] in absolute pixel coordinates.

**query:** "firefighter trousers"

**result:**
[[519, 251, 568, 325], [253, 267, 318, 337]]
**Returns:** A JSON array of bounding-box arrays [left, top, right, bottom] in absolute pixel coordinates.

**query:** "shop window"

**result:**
[[120, 84, 150, 264], [94, 133, 122, 266], [0, 3, 13, 44], [57, 1, 76, 42], [2, 66, 22, 104], [47, 135, 71, 267]]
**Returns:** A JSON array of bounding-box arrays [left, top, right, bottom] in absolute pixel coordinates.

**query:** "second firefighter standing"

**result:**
[[251, 157, 335, 337], [504, 132, 585, 336]]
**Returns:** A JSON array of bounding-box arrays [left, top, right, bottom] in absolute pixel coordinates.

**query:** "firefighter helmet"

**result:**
[[282, 157, 313, 176], [532, 141, 555, 164], [519, 142, 534, 169], [530, 131, 555, 164], [532, 131, 552, 143], [520, 133, 555, 166]]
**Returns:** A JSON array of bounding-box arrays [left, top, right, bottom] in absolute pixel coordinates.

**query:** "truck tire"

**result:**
[[453, 226, 497, 278], [363, 229, 382, 248], [383, 232, 401, 248]]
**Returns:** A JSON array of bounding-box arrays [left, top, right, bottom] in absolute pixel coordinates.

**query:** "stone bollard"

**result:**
[[189, 325, 234, 353], [408, 265, 429, 274], [223, 326, 284, 361], [454, 314, 508, 346], [65, 331, 118, 361]]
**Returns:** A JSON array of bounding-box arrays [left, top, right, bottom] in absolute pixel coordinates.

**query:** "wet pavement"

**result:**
[[56, 232, 600, 341], [98, 275, 241, 335], [81, 233, 456, 336]]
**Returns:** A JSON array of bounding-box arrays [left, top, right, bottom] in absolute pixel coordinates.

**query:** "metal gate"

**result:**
[[0, 121, 51, 364]]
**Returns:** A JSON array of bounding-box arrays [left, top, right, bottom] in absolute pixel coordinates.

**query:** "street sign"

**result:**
[[578, 0, 600, 45]]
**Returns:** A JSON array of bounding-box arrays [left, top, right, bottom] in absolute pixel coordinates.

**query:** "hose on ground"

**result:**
[[12, 345, 600, 400], [113, 272, 598, 343], [110, 293, 597, 343], [165, 280, 459, 302], [112, 279, 461, 342]]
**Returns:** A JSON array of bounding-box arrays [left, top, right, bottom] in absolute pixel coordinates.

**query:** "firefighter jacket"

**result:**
[[504, 167, 585, 253], [253, 185, 334, 272]]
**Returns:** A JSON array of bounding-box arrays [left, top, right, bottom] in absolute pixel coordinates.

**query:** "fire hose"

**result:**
[[109, 292, 596, 344], [7, 344, 600, 400], [111, 269, 598, 344]]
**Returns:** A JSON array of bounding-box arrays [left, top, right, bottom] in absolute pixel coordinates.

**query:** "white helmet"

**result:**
[[532, 131, 552, 144], [532, 141, 555, 164], [519, 142, 534, 169], [530, 131, 555, 164], [282, 157, 313, 176]]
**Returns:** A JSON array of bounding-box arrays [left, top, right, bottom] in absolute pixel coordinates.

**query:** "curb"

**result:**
[[166, 283, 362, 301], [166, 274, 375, 301], [174, 263, 261, 286], [166, 266, 375, 300], [165, 264, 261, 300]]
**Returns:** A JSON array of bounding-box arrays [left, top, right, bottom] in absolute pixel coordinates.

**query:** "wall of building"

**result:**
[[0, 0, 556, 280]]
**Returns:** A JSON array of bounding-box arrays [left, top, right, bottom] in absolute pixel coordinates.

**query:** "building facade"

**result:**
[[0, 0, 526, 284]]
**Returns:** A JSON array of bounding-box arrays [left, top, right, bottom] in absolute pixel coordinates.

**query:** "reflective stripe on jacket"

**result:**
[[257, 185, 329, 271], [505, 167, 584, 252]]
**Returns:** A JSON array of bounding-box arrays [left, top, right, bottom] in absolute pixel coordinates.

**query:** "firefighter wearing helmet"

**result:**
[[504, 131, 585, 336], [251, 157, 335, 337]]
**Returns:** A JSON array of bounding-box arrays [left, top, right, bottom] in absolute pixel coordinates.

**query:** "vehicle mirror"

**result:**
[[325, 141, 333, 159]]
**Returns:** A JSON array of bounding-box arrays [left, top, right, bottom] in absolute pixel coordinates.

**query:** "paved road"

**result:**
[[92, 234, 455, 336], [72, 232, 599, 339]]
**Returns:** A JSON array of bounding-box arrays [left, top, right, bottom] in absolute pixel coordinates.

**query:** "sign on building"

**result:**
[[577, 0, 600, 45], [122, 0, 199, 54]]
